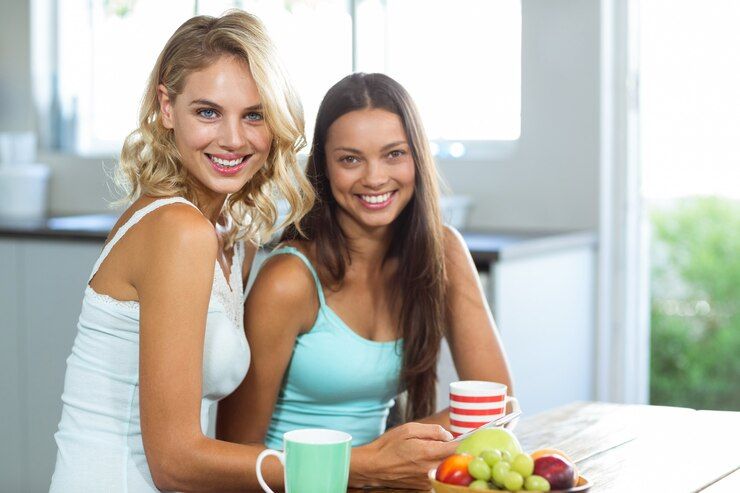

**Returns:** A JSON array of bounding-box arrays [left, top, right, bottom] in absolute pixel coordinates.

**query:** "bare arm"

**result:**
[[217, 254, 316, 446], [419, 226, 514, 429], [134, 206, 271, 492]]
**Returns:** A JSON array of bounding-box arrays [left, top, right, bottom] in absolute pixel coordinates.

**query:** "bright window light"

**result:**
[[47, 0, 521, 159]]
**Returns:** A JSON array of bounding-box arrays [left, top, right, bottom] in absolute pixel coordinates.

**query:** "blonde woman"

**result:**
[[49, 11, 313, 492]]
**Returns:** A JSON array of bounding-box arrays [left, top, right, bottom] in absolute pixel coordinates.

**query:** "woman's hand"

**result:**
[[350, 422, 459, 490]]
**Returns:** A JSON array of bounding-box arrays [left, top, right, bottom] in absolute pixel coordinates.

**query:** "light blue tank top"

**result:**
[[264, 247, 403, 449]]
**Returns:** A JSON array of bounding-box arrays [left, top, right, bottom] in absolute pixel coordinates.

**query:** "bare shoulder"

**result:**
[[245, 245, 319, 334], [150, 204, 215, 246], [131, 203, 220, 309], [134, 203, 218, 275], [442, 224, 470, 265], [442, 224, 481, 294], [250, 248, 316, 306]]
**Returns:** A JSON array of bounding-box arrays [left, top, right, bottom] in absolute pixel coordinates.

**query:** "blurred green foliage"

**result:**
[[650, 197, 740, 411]]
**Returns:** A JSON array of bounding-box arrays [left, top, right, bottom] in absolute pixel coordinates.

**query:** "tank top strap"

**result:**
[[88, 197, 200, 283], [267, 246, 326, 306], [234, 240, 250, 303]]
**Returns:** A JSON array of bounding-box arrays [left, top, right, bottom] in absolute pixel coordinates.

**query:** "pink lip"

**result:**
[[355, 191, 397, 210], [206, 154, 250, 176]]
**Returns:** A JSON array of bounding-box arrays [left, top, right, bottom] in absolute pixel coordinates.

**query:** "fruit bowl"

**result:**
[[429, 468, 591, 493]]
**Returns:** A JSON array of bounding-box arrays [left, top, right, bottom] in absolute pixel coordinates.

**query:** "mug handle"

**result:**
[[256, 449, 284, 493], [504, 396, 521, 430]]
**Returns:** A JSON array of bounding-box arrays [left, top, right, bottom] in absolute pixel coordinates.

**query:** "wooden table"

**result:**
[[352, 401, 740, 492]]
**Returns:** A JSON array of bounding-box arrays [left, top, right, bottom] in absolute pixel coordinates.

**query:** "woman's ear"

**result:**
[[158, 84, 174, 129]]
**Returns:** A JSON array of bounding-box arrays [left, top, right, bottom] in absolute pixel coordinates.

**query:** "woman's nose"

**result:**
[[218, 118, 247, 150], [362, 160, 389, 188]]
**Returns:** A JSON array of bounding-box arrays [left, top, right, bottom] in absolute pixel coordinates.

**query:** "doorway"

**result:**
[[640, 0, 740, 411]]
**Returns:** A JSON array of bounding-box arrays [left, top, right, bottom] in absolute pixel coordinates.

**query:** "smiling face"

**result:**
[[325, 108, 416, 233], [158, 55, 272, 200]]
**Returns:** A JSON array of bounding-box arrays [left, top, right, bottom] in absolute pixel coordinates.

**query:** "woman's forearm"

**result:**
[[348, 443, 379, 488], [149, 435, 280, 492]]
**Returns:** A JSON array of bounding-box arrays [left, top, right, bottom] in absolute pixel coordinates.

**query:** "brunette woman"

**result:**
[[218, 73, 514, 489]]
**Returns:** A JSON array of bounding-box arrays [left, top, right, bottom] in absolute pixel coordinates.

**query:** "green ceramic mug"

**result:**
[[256, 428, 352, 493]]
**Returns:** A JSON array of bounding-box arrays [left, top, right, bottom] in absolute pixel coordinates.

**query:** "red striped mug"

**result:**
[[449, 381, 520, 437]]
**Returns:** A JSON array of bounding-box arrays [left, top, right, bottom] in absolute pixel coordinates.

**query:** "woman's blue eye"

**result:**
[[246, 112, 264, 121], [198, 108, 217, 119]]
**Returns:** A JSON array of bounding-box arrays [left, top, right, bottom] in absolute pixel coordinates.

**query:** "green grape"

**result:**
[[468, 457, 492, 481], [469, 479, 491, 491], [501, 450, 513, 463], [491, 461, 511, 486], [503, 471, 524, 492], [524, 475, 551, 491], [481, 449, 504, 467], [511, 453, 535, 478]]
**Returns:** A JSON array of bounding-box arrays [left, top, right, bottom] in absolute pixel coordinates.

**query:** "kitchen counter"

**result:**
[[0, 213, 596, 270], [0, 214, 117, 241]]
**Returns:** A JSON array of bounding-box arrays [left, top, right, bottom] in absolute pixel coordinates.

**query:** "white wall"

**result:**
[[0, 0, 33, 132], [439, 0, 601, 231], [6, 0, 601, 232]]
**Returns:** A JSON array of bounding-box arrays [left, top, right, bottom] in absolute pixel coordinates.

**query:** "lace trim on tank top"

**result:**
[[84, 286, 140, 310], [212, 239, 245, 328]]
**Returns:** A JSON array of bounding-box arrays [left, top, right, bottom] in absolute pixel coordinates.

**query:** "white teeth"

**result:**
[[210, 155, 245, 167], [360, 192, 392, 204]]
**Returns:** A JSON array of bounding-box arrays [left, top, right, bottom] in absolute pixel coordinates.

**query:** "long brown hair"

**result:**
[[282, 73, 446, 421]]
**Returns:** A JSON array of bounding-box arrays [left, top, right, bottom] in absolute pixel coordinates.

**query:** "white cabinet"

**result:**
[[493, 244, 596, 414], [0, 238, 102, 493], [435, 237, 597, 416], [0, 240, 23, 492]]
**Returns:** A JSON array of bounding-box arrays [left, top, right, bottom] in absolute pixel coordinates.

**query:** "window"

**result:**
[[215, 0, 353, 147], [40, 0, 521, 159], [357, 0, 521, 159], [640, 0, 740, 411]]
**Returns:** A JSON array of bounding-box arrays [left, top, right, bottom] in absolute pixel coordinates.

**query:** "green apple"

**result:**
[[455, 428, 523, 459]]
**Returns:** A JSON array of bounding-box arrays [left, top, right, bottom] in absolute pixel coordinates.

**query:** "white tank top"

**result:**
[[49, 197, 250, 492]]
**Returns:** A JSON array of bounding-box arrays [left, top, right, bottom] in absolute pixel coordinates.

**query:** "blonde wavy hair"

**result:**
[[116, 10, 314, 247]]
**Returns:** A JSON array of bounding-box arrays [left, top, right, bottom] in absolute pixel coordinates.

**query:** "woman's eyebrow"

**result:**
[[333, 146, 363, 154], [189, 99, 224, 110], [189, 99, 263, 111], [380, 140, 407, 151]]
